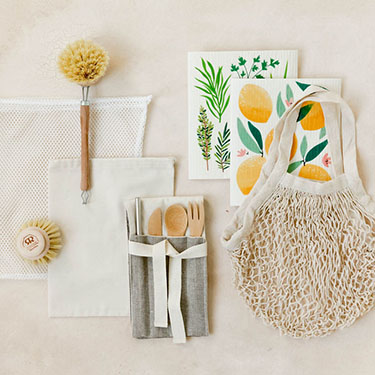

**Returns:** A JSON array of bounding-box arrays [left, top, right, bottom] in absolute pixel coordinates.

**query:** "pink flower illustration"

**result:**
[[237, 148, 247, 157], [322, 153, 331, 167], [285, 98, 294, 107]]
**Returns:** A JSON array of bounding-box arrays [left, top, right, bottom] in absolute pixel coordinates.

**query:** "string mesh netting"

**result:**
[[0, 96, 151, 279], [230, 185, 375, 338]]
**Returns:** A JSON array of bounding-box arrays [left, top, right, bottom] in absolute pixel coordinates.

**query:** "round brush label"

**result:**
[[22, 233, 40, 251], [16, 227, 47, 260]]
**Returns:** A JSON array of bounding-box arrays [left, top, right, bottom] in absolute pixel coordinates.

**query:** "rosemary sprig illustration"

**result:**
[[195, 58, 230, 123], [197, 106, 214, 171], [215, 122, 230, 172], [231, 56, 280, 79]]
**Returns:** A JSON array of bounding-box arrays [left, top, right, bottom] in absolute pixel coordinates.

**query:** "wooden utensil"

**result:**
[[165, 204, 187, 237], [187, 201, 205, 237], [148, 208, 162, 236], [80, 101, 90, 199]]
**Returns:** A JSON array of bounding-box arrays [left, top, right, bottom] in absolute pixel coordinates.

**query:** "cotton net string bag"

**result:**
[[222, 86, 375, 338]]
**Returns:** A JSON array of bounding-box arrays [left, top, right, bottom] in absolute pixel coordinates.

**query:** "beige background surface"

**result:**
[[1, 0, 375, 374]]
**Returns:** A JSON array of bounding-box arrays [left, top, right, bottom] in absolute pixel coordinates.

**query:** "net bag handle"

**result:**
[[222, 87, 367, 251]]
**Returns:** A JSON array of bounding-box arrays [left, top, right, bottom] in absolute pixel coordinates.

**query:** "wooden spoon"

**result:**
[[165, 204, 187, 237], [148, 208, 162, 236]]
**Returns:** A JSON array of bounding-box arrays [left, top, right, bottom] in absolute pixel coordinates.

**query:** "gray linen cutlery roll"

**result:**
[[129, 235, 208, 340]]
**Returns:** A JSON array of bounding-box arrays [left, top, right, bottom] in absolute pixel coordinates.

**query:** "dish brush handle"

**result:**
[[80, 104, 90, 191]]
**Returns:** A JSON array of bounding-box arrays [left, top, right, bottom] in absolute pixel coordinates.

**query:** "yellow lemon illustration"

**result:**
[[237, 156, 266, 195], [298, 164, 331, 181], [300, 101, 325, 131], [238, 84, 273, 123], [264, 129, 298, 160]]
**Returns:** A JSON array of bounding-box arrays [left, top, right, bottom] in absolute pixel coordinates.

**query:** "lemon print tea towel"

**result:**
[[230, 78, 342, 206]]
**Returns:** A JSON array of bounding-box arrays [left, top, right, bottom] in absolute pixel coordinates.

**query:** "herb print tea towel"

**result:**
[[188, 50, 298, 179], [230, 79, 342, 206]]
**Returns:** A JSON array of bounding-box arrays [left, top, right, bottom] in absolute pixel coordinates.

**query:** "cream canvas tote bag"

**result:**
[[48, 158, 174, 317], [222, 87, 375, 338]]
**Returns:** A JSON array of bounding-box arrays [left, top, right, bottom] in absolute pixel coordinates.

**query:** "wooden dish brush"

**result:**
[[58, 39, 109, 204], [16, 219, 62, 265]]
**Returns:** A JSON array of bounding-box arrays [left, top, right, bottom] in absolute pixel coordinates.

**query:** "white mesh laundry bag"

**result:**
[[0, 96, 151, 279], [222, 87, 375, 338]]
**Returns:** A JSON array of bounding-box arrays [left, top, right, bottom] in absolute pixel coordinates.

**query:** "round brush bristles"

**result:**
[[58, 39, 109, 87]]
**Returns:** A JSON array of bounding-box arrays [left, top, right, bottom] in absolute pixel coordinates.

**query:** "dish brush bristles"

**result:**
[[58, 39, 109, 87]]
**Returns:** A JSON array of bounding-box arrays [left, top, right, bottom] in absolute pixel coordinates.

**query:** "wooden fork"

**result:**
[[187, 201, 205, 237]]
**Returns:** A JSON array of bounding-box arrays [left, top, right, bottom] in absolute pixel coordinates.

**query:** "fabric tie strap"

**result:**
[[128, 239, 207, 343]]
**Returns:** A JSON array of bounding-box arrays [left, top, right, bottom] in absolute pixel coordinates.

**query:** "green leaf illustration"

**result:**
[[277, 92, 286, 118], [283, 61, 288, 78], [238, 57, 247, 66], [194, 84, 212, 95], [197, 106, 214, 171], [287, 160, 303, 173], [194, 73, 212, 89], [237, 118, 261, 154], [195, 58, 231, 123], [206, 60, 216, 80], [269, 58, 280, 68], [319, 126, 327, 139], [286, 84, 293, 102], [215, 123, 231, 172], [305, 140, 328, 162], [222, 95, 230, 113], [232, 55, 282, 80], [216, 66, 223, 87], [248, 121, 263, 152], [300, 136, 308, 159], [296, 81, 311, 91], [201, 95, 219, 120], [297, 103, 314, 122]]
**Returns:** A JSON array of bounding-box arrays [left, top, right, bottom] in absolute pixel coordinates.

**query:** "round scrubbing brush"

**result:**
[[58, 39, 109, 204], [16, 219, 62, 265]]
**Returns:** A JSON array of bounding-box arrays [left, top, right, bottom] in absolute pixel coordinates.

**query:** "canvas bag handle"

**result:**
[[222, 85, 323, 250], [272, 89, 358, 180]]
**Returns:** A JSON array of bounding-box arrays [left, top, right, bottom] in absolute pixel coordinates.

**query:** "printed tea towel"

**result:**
[[188, 50, 298, 180], [229, 79, 341, 205], [48, 158, 174, 317], [0, 96, 151, 279]]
